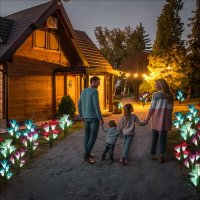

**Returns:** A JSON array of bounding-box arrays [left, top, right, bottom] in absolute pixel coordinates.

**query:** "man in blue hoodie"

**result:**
[[78, 76, 104, 164]]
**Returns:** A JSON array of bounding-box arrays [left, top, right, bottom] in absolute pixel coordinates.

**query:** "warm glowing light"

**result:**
[[134, 74, 138, 78], [125, 73, 130, 78]]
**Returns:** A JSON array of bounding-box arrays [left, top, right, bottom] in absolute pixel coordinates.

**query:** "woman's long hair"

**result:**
[[123, 103, 133, 127], [156, 79, 174, 104]]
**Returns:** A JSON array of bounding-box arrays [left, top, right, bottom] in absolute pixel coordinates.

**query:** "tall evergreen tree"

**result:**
[[187, 0, 200, 96], [126, 23, 151, 55], [146, 0, 188, 91]]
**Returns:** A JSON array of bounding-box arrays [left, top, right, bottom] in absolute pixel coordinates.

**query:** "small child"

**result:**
[[119, 103, 147, 165], [101, 119, 120, 163]]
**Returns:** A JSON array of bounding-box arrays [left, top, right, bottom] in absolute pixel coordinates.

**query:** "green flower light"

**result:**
[[0, 139, 16, 159]]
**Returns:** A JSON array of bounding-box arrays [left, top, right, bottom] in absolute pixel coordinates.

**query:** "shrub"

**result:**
[[139, 81, 154, 94], [113, 100, 123, 114], [57, 95, 76, 117]]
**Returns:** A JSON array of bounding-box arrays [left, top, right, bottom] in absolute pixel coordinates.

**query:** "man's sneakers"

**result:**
[[89, 154, 95, 159]]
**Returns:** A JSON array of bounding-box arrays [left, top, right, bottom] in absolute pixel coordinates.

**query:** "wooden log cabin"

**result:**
[[0, 1, 120, 125]]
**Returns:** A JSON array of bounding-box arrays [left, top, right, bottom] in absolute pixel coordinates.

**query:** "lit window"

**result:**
[[49, 32, 59, 51], [34, 30, 46, 48]]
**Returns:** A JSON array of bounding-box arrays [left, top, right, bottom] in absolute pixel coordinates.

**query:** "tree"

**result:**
[[145, 0, 188, 91], [126, 23, 151, 55], [94, 24, 151, 69], [187, 0, 200, 96]]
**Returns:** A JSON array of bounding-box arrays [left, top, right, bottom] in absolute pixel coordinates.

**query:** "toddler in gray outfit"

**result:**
[[101, 119, 120, 162]]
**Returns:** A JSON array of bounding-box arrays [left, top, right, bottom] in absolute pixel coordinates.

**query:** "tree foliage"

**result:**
[[145, 0, 188, 91], [187, 0, 200, 96], [94, 23, 151, 69]]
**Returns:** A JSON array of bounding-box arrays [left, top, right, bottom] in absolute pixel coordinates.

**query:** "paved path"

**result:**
[[0, 99, 198, 200]]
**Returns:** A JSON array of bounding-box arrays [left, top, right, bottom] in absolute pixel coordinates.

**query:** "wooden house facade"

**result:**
[[0, 1, 120, 124]]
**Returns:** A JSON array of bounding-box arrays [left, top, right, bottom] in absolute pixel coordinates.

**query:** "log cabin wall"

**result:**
[[7, 28, 73, 122]]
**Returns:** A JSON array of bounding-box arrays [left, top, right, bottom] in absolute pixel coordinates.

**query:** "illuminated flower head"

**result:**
[[0, 160, 13, 182], [0, 139, 16, 159], [189, 164, 200, 187], [176, 90, 185, 103]]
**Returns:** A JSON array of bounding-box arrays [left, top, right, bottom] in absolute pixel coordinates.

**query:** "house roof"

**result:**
[[74, 30, 120, 76], [0, 17, 13, 44], [0, 1, 58, 62], [0, 1, 120, 76]]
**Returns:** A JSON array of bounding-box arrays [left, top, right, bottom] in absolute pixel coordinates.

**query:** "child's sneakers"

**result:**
[[119, 157, 128, 165]]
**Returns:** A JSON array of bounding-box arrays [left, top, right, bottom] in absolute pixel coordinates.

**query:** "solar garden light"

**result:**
[[138, 92, 150, 107], [0, 160, 13, 184], [41, 120, 60, 148], [174, 104, 200, 197], [7, 120, 21, 144], [9, 148, 25, 175], [0, 139, 16, 159], [59, 114, 73, 138], [176, 90, 185, 104]]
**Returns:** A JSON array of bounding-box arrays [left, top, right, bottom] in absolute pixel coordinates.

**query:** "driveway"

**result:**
[[0, 99, 198, 200]]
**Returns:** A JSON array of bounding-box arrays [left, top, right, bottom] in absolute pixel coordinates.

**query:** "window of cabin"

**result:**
[[49, 32, 59, 51], [34, 30, 46, 49]]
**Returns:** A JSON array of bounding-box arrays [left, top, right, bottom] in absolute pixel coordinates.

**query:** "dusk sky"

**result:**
[[0, 0, 196, 46]]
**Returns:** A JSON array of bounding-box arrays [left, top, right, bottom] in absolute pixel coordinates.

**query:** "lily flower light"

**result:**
[[176, 90, 185, 104], [24, 120, 36, 132], [0, 160, 13, 183], [174, 104, 200, 196], [174, 112, 185, 128], [180, 122, 196, 141], [59, 115, 73, 137], [0, 139, 16, 159], [189, 164, 200, 191], [7, 120, 21, 144], [138, 92, 150, 107], [21, 131, 39, 158], [9, 148, 25, 175], [118, 102, 123, 110], [41, 121, 60, 148]]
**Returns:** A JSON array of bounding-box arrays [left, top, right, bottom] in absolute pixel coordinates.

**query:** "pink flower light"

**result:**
[[192, 136, 198, 146], [184, 159, 190, 168], [174, 144, 181, 153], [190, 154, 196, 164], [42, 122, 50, 133], [181, 142, 188, 151]]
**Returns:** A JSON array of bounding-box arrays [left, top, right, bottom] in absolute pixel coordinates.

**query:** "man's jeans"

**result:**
[[151, 129, 168, 156], [84, 120, 100, 159], [122, 135, 133, 159]]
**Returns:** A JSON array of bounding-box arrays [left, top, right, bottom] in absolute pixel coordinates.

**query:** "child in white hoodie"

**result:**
[[119, 103, 147, 165], [101, 120, 120, 163]]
